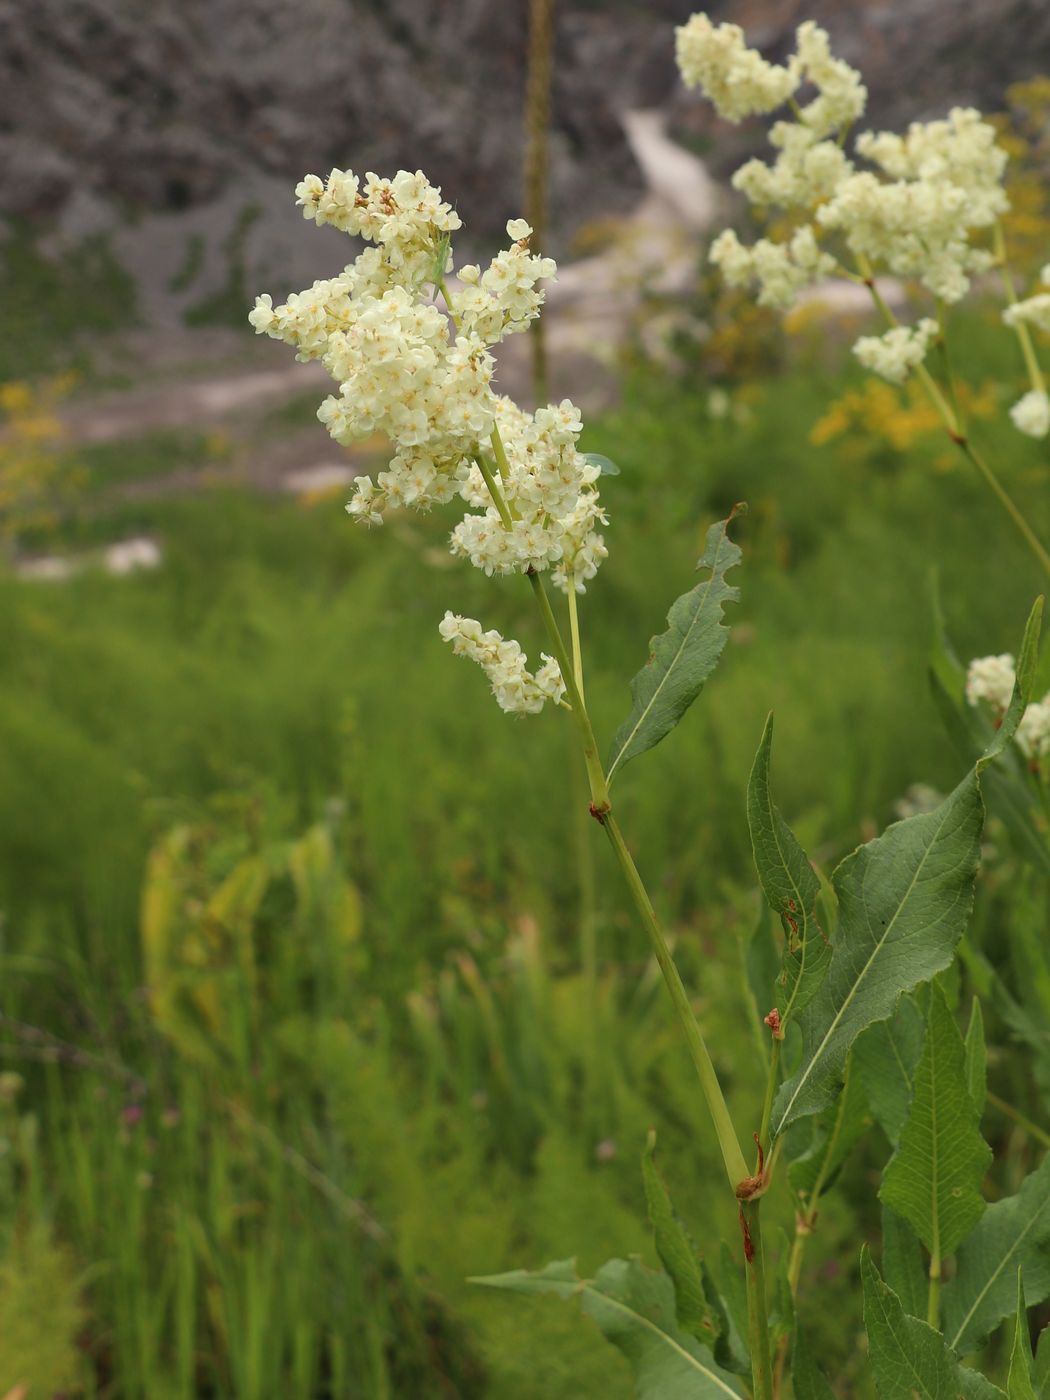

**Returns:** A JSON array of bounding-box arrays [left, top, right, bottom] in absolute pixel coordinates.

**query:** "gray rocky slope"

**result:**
[[2, 0, 1048, 325]]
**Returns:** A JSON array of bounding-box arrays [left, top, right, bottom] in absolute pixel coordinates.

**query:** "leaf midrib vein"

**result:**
[[776, 799, 956, 1129], [580, 1283, 741, 1397], [608, 527, 732, 780], [948, 1190, 1050, 1350]]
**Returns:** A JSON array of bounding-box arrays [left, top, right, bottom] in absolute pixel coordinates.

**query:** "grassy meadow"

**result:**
[[1, 273, 1049, 1397]]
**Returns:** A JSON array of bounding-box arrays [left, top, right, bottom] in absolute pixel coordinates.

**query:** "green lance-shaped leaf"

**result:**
[[473, 1256, 744, 1398], [944, 1155, 1050, 1355], [582, 451, 621, 476], [853, 995, 924, 1148], [1010, 1272, 1038, 1400], [746, 899, 781, 1054], [1035, 1326, 1050, 1399], [642, 1131, 720, 1345], [747, 715, 831, 1025], [882, 1204, 928, 1320], [703, 1254, 750, 1376], [965, 998, 987, 1118], [983, 596, 1044, 766], [879, 984, 992, 1259], [771, 771, 984, 1137], [787, 1052, 871, 1199], [607, 513, 742, 781], [861, 1249, 1006, 1400]]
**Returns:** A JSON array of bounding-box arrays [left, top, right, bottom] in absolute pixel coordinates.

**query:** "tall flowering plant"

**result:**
[[253, 25, 1049, 1396]]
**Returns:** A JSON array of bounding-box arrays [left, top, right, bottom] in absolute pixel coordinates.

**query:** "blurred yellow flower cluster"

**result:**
[[0, 374, 80, 547], [810, 377, 997, 457]]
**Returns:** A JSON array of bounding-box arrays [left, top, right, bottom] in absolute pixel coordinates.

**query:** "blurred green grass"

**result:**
[[0, 306, 1048, 1395]]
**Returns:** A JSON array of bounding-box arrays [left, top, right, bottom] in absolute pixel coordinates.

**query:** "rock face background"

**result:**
[[2, 0, 1049, 324]]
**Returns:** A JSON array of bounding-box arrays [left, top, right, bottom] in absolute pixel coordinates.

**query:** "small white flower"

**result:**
[[1009, 389, 1050, 439], [965, 654, 1016, 712], [438, 612, 566, 714], [675, 13, 797, 121], [1003, 294, 1050, 334], [1017, 697, 1050, 760], [506, 218, 532, 241], [852, 319, 938, 384]]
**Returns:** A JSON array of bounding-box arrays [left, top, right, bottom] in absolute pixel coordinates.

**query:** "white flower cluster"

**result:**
[[1009, 389, 1050, 439], [1003, 265, 1050, 335], [457, 220, 558, 346], [792, 21, 867, 140], [675, 14, 797, 121], [451, 397, 608, 591], [251, 169, 607, 716], [439, 613, 565, 714], [710, 225, 835, 310], [819, 110, 1006, 303], [679, 15, 1009, 312], [966, 653, 1050, 762], [733, 121, 853, 210], [675, 16, 865, 133], [295, 168, 461, 282], [852, 318, 939, 384]]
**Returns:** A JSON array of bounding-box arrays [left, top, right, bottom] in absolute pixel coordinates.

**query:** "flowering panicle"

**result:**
[[709, 226, 835, 310], [675, 14, 797, 122], [439, 613, 565, 715], [677, 14, 1020, 398], [251, 171, 608, 715], [450, 397, 608, 589], [852, 319, 939, 384], [1003, 265, 1050, 335], [966, 653, 1050, 762]]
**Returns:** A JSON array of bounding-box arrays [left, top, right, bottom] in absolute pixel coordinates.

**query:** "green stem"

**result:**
[[572, 744, 601, 1128], [567, 584, 585, 699], [782, 1056, 855, 1300], [528, 568, 610, 811], [757, 1037, 782, 1158], [857, 256, 1050, 580], [986, 1090, 1050, 1149], [995, 222, 1047, 397], [566, 584, 601, 1128], [957, 436, 1050, 576], [469, 441, 610, 809], [523, 0, 554, 406], [602, 813, 749, 1189], [927, 1255, 942, 1330], [743, 1200, 775, 1400]]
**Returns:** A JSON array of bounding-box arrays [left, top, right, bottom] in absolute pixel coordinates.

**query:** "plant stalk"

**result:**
[[603, 813, 749, 1189], [567, 586, 601, 1128], [757, 1037, 781, 1158], [995, 221, 1047, 397], [856, 255, 1050, 579], [523, 0, 555, 406], [986, 1089, 1050, 1149], [743, 1200, 776, 1400], [927, 1253, 942, 1329], [468, 439, 610, 811]]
